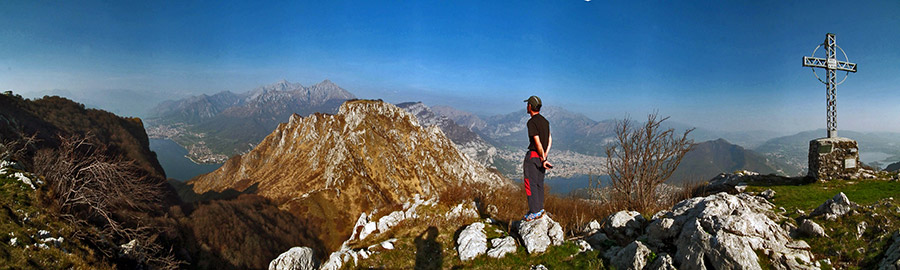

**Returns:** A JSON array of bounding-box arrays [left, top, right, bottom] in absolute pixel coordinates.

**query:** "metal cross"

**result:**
[[802, 33, 857, 138]]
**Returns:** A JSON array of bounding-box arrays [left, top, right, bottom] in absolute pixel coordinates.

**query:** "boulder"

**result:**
[[799, 219, 827, 238], [810, 192, 855, 218], [857, 221, 868, 240], [648, 253, 677, 270], [515, 214, 565, 254], [269, 247, 318, 270], [602, 210, 646, 244], [651, 192, 817, 269], [486, 236, 517, 258], [759, 189, 776, 200], [610, 240, 651, 270], [881, 231, 900, 270], [456, 222, 487, 261]]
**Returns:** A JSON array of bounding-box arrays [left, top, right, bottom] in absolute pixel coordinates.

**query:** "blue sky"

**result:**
[[1, 1, 898, 133]]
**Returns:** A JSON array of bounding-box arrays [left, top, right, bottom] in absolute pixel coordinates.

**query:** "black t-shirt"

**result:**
[[527, 114, 550, 153]]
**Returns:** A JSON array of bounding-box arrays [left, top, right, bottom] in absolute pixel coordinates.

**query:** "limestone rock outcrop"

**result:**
[[268, 247, 318, 270], [648, 192, 817, 269], [515, 214, 565, 254], [456, 222, 487, 261]]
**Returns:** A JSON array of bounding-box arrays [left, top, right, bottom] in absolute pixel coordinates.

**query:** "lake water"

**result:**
[[149, 139, 222, 181]]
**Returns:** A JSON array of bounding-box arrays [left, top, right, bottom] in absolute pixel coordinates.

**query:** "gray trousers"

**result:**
[[523, 150, 546, 214]]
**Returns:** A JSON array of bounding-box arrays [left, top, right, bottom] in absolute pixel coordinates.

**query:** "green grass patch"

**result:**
[[747, 177, 900, 269], [746, 178, 900, 214]]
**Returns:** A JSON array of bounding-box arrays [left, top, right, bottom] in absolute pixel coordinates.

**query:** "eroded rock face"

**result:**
[[268, 247, 318, 270], [647, 192, 817, 270], [456, 222, 487, 261], [602, 210, 646, 244], [515, 214, 565, 254]]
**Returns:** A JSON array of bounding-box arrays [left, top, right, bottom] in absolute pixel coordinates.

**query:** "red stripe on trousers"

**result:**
[[524, 178, 532, 196]]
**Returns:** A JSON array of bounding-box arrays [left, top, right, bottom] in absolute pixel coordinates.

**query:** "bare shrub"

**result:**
[[33, 134, 180, 269], [605, 112, 695, 213]]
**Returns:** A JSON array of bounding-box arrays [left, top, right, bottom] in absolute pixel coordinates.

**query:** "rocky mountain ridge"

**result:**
[[189, 99, 511, 251]]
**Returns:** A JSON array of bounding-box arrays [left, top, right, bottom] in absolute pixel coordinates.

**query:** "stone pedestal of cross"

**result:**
[[802, 33, 860, 181]]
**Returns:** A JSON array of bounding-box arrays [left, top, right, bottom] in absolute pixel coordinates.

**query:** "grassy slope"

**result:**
[[746, 174, 900, 269], [0, 168, 111, 269]]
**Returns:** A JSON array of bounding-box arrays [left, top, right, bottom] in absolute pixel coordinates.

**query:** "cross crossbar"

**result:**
[[802, 56, 857, 72]]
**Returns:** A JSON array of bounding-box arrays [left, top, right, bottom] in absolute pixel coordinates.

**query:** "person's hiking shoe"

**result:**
[[523, 209, 545, 221]]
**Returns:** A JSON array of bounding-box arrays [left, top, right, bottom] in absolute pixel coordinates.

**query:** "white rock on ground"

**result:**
[[377, 210, 405, 233], [515, 214, 565, 254], [857, 221, 868, 240], [648, 192, 817, 270], [446, 202, 479, 220], [799, 219, 827, 238], [575, 239, 592, 253], [456, 222, 487, 261], [486, 236, 517, 258], [610, 240, 651, 270], [602, 210, 646, 243], [583, 219, 601, 235], [881, 231, 900, 270], [268, 247, 319, 270], [358, 222, 377, 241], [811, 192, 855, 218], [760, 189, 776, 200]]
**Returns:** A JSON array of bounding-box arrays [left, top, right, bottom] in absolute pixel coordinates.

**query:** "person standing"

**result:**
[[523, 95, 552, 221]]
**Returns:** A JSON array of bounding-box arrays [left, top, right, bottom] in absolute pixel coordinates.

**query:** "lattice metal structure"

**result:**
[[803, 33, 857, 138]]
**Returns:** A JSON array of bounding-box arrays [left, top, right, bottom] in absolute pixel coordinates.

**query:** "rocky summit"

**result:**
[[190, 99, 510, 251]]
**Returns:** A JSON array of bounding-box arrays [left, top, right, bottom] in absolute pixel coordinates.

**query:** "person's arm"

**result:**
[[546, 133, 552, 157], [533, 135, 552, 169]]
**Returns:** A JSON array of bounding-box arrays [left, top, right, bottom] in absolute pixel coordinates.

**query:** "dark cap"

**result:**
[[524, 95, 542, 110]]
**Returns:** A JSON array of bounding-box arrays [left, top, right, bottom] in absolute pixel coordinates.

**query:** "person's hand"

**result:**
[[542, 160, 553, 170]]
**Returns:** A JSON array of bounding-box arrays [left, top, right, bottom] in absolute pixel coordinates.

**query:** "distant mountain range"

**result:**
[[146, 79, 355, 163], [668, 139, 793, 184]]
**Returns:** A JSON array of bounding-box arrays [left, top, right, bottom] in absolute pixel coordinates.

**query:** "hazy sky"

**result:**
[[1, 1, 898, 133]]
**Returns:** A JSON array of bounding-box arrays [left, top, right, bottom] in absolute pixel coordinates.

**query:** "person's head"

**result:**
[[524, 95, 542, 113]]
